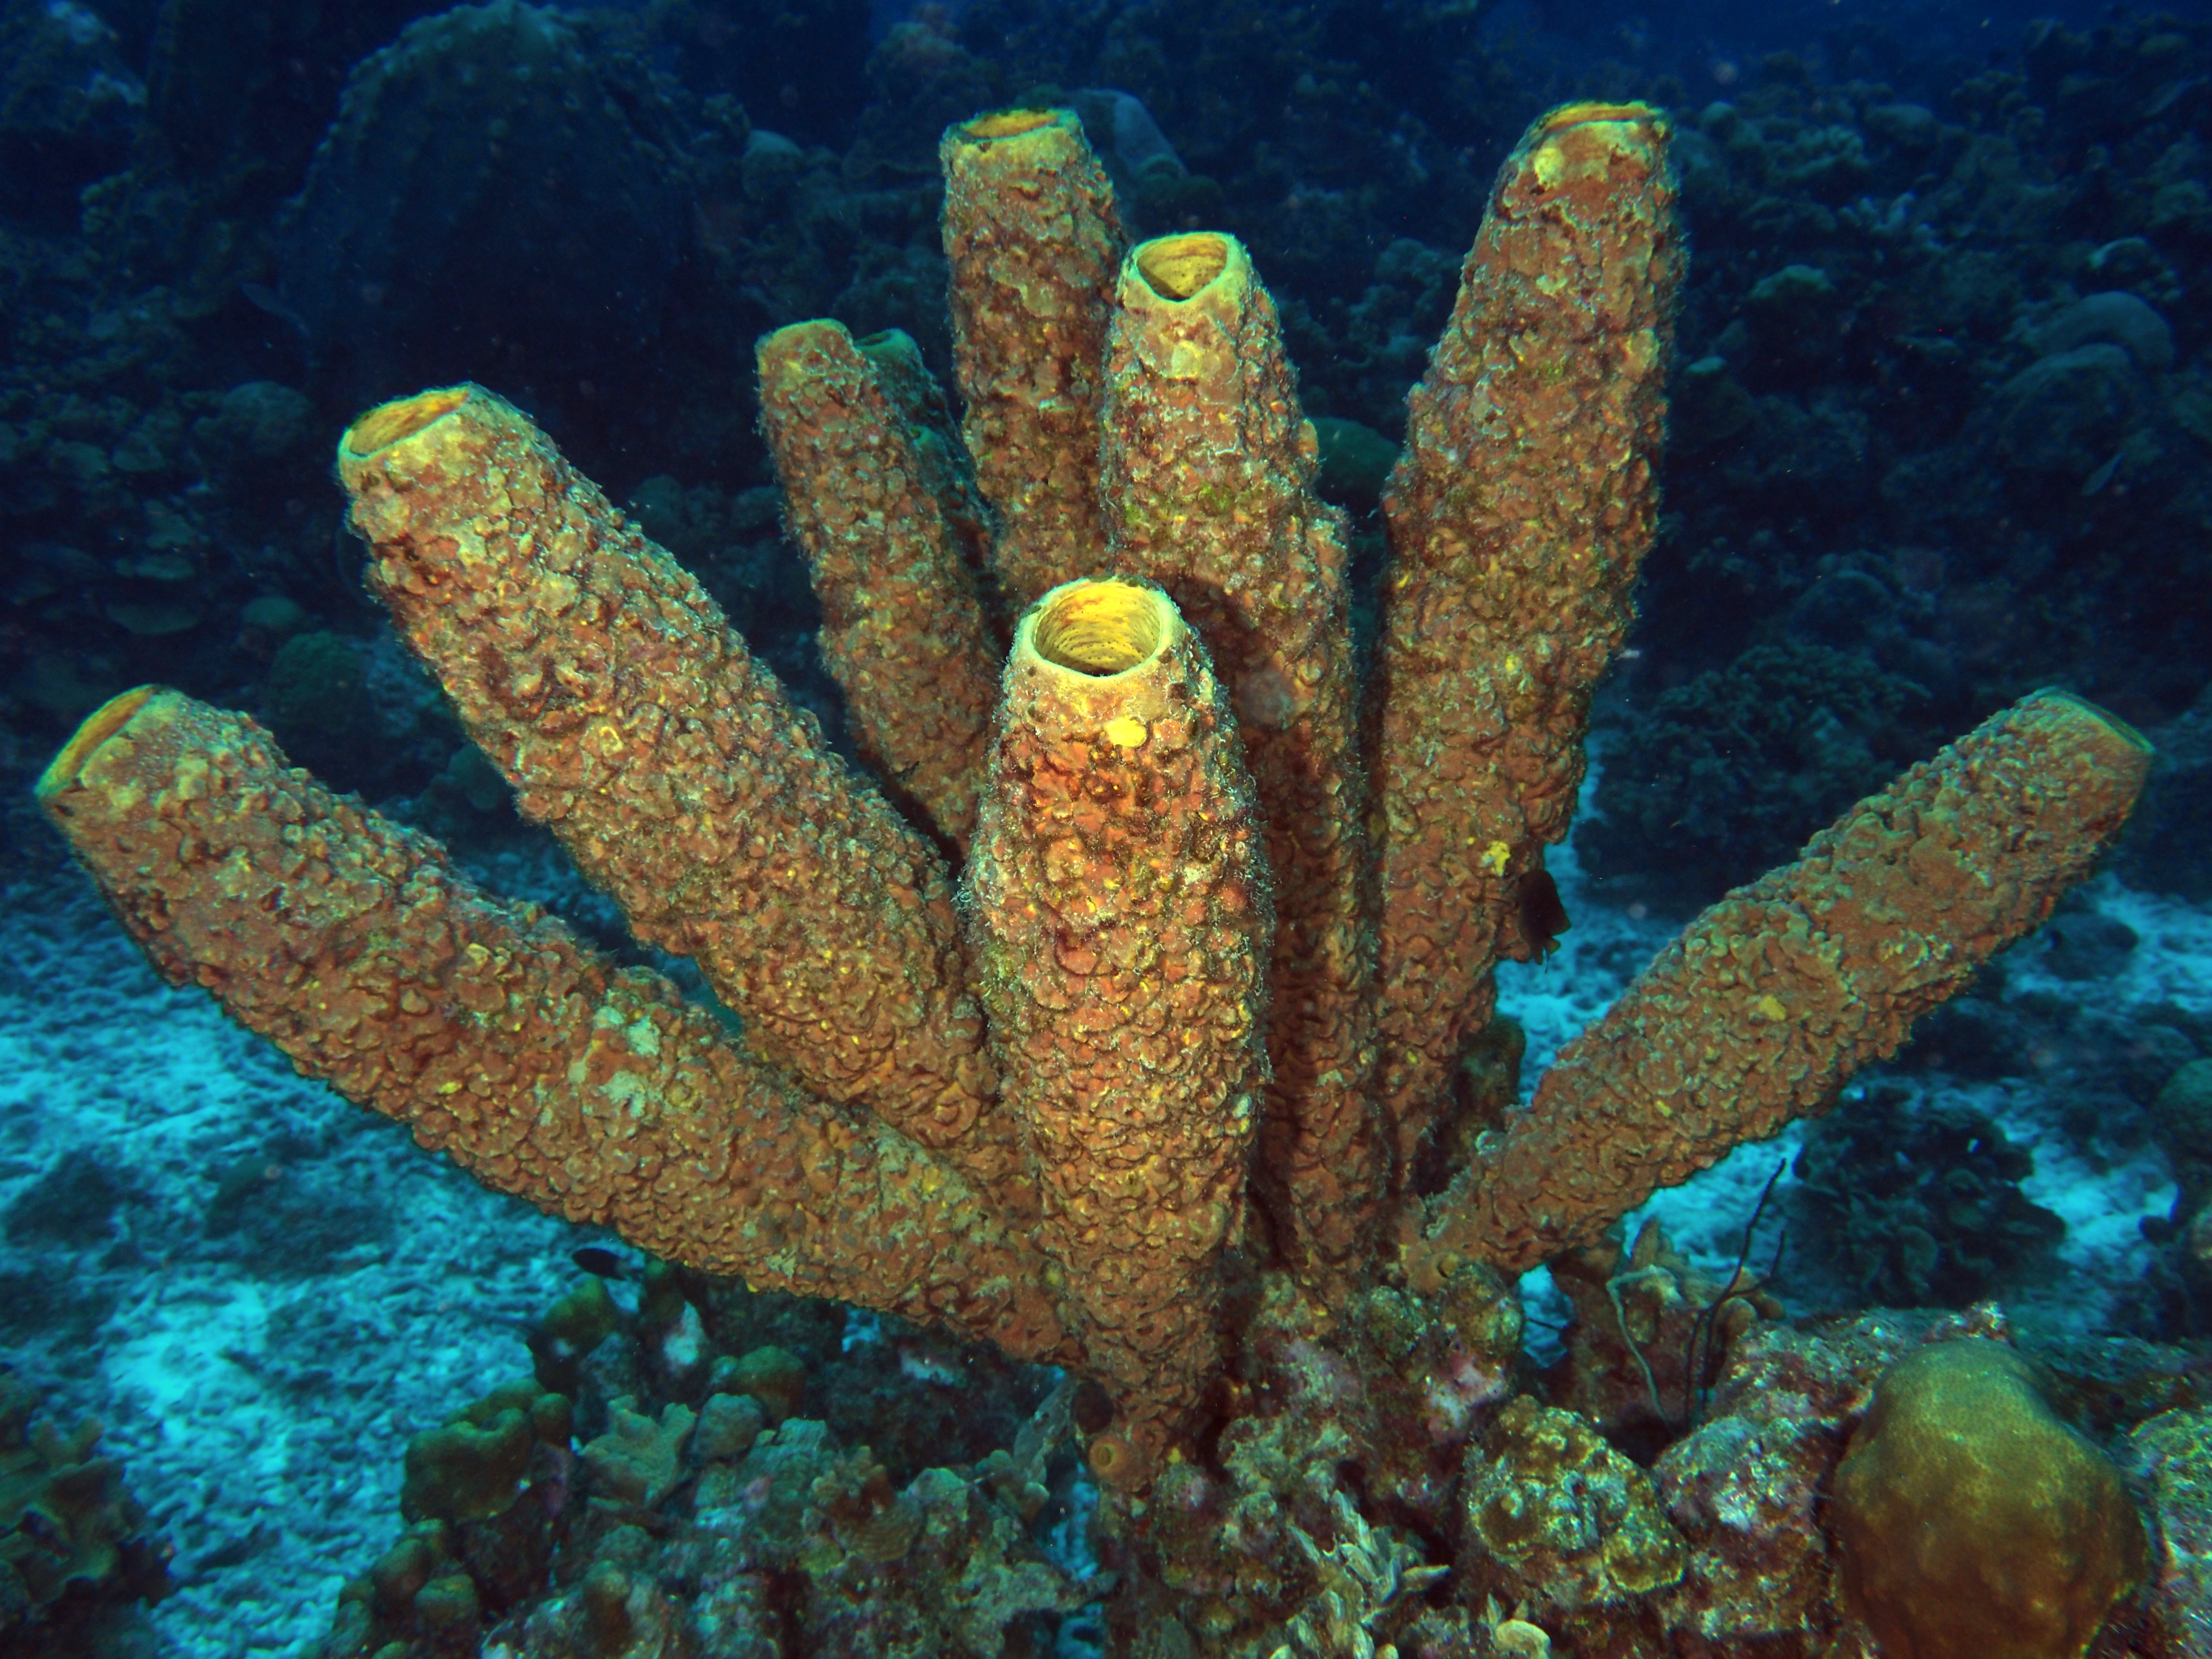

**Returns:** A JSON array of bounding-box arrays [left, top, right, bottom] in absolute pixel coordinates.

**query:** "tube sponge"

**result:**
[[963, 577, 1271, 1483], [756, 318, 1000, 849], [1410, 688, 2155, 1280], [940, 108, 1124, 609], [1369, 101, 1680, 1169], [1831, 1339, 2148, 1659], [1101, 229, 1381, 1293], [333, 384, 1025, 1218], [36, 687, 1074, 1366]]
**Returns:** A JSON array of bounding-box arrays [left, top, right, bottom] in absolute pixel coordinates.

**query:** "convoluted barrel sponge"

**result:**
[[278, 1, 696, 423], [1831, 1339, 2147, 1659]]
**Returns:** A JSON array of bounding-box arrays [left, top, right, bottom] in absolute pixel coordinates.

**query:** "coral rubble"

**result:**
[[34, 97, 2167, 1655]]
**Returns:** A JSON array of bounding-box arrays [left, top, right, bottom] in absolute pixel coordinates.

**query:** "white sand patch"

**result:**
[[1, 869, 587, 1659]]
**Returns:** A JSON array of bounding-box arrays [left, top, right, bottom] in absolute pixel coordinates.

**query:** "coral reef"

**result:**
[[0, 0, 141, 228], [1582, 642, 1928, 901], [2151, 1058, 2212, 1315], [1563, 20, 2212, 913], [277, 0, 709, 433], [2123, 679, 2212, 902], [29, 92, 2171, 1657], [0, 1369, 171, 1656], [313, 1274, 1087, 1659], [302, 1260, 2212, 1658], [2124, 1402, 2212, 1649], [1790, 1079, 2065, 1309], [1461, 1397, 1688, 1613], [10, 4, 2211, 829]]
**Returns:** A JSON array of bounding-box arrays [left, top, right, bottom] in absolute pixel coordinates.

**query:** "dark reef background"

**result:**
[[5, 0, 2212, 906], [6, 1, 2212, 1653]]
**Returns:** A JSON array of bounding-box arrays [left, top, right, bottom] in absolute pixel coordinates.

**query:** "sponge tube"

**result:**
[[1410, 688, 2155, 1280], [1102, 230, 1384, 1294], [1370, 103, 1682, 1172], [334, 385, 1025, 1219], [37, 689, 1075, 1364], [964, 577, 1271, 1482]]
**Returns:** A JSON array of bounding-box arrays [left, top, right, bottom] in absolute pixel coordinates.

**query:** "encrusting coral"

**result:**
[[34, 96, 2161, 1648]]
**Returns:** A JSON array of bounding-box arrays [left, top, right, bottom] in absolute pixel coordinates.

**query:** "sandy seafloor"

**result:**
[[1, 758, 2205, 1658]]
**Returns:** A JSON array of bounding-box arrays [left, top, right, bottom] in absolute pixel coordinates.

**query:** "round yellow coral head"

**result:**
[[1833, 1339, 2148, 1659]]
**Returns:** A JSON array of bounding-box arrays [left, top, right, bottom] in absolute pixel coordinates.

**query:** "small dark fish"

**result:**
[[571, 1246, 632, 1280], [240, 282, 310, 338], [1518, 867, 1570, 959], [2081, 449, 2123, 497], [329, 517, 378, 609], [2145, 74, 2209, 120]]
